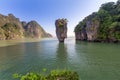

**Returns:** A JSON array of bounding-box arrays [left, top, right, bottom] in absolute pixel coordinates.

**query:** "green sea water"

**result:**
[[0, 38, 120, 80]]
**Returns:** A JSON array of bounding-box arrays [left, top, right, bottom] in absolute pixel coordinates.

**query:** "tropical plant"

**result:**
[[13, 69, 79, 80]]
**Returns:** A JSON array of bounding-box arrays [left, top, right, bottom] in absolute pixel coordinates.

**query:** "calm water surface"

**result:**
[[0, 38, 120, 80]]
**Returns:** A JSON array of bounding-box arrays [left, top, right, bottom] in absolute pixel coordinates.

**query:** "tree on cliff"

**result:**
[[74, 0, 120, 42]]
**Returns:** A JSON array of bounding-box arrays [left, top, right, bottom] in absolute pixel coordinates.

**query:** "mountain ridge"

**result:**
[[0, 13, 52, 40]]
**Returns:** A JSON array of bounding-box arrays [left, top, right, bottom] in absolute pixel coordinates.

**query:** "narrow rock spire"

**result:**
[[55, 18, 68, 42]]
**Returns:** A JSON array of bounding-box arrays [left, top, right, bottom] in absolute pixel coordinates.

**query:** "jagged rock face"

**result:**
[[55, 19, 67, 42], [74, 13, 100, 42], [21, 21, 27, 28], [23, 21, 52, 38], [0, 13, 52, 40], [81, 26, 87, 40], [86, 20, 100, 41], [75, 32, 81, 40], [75, 28, 87, 40], [0, 14, 24, 40], [75, 0, 120, 43], [23, 21, 40, 38], [75, 20, 100, 41], [0, 14, 22, 28]]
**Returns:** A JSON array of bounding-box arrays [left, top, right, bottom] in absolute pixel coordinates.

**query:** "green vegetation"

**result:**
[[0, 27, 5, 39], [0, 23, 23, 40], [13, 69, 79, 80], [57, 18, 68, 27], [75, 0, 120, 42], [0, 14, 52, 40]]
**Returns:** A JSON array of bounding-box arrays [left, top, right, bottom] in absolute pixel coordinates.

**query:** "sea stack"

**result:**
[[55, 18, 68, 42]]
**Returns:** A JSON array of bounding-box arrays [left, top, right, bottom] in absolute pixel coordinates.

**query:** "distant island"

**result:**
[[74, 0, 120, 43], [0, 13, 52, 40]]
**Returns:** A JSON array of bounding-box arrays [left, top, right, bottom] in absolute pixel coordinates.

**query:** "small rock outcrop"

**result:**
[[55, 19, 68, 42]]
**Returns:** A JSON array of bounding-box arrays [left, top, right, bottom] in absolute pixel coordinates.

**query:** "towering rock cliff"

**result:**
[[75, 0, 120, 42], [0, 14, 24, 40], [55, 19, 68, 42], [22, 21, 52, 38], [0, 13, 52, 40]]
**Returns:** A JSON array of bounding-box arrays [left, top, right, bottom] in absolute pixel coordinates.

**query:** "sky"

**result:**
[[0, 0, 118, 37]]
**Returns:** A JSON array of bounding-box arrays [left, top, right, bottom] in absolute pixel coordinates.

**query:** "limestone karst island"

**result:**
[[55, 18, 68, 42], [0, 14, 52, 40], [75, 0, 120, 43], [0, 0, 120, 80]]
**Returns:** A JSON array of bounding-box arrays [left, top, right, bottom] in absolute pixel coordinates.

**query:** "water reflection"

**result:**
[[56, 43, 68, 69], [0, 38, 120, 80]]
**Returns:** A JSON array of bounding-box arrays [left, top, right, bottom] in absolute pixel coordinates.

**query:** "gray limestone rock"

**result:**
[[55, 19, 68, 42]]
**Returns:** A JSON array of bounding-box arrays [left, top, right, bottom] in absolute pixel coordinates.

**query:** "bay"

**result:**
[[0, 38, 120, 80]]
